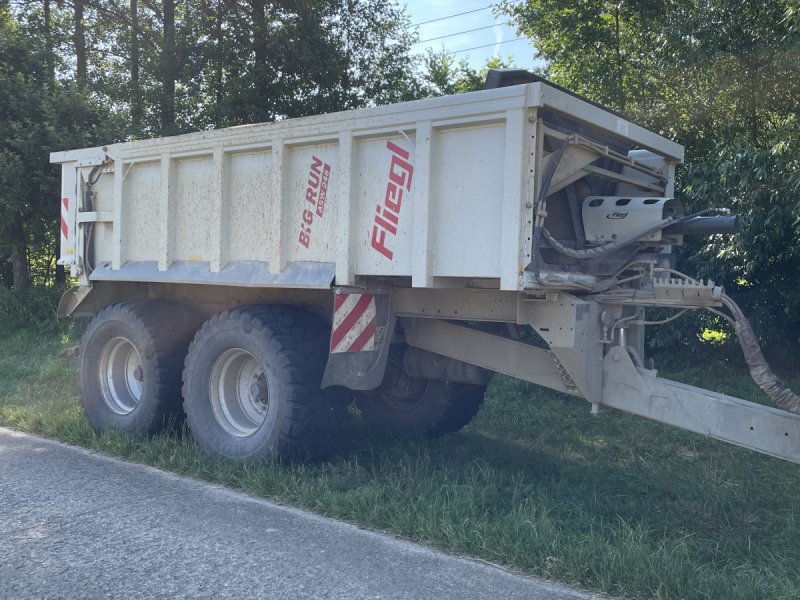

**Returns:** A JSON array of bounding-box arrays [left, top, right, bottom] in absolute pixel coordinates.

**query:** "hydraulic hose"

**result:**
[[543, 210, 717, 261], [722, 293, 800, 415], [531, 137, 575, 285], [542, 217, 675, 259]]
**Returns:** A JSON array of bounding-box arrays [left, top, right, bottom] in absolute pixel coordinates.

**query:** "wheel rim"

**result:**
[[379, 362, 430, 412], [99, 337, 144, 415], [209, 348, 269, 437]]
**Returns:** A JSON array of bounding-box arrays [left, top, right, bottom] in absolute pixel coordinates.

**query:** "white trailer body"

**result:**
[[52, 73, 800, 464], [53, 81, 681, 291]]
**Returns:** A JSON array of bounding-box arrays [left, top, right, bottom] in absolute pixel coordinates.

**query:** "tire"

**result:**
[[355, 357, 487, 436], [182, 305, 340, 461], [79, 301, 200, 435]]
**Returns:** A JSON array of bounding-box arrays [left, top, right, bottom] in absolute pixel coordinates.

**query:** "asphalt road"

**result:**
[[0, 427, 600, 600]]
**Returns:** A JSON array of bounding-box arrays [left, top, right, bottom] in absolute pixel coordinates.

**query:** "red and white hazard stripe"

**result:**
[[330, 293, 377, 353], [60, 197, 69, 242]]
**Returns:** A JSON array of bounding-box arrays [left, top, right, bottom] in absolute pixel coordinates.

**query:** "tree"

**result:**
[[500, 0, 800, 362], [0, 0, 423, 290], [419, 50, 516, 97], [0, 7, 113, 289]]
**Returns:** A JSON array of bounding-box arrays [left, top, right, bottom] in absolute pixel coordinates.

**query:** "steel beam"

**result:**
[[402, 318, 579, 397], [602, 346, 800, 464]]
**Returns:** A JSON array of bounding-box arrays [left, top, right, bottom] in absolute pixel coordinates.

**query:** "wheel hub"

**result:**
[[209, 348, 270, 437], [98, 337, 144, 415], [249, 373, 268, 413]]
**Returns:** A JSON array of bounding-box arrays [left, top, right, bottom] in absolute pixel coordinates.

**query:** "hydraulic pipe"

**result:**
[[663, 216, 738, 236]]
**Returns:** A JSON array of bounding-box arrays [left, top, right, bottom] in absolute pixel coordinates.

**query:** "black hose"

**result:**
[[532, 137, 574, 284], [82, 165, 101, 276]]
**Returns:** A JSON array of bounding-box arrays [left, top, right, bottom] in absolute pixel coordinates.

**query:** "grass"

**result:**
[[1, 323, 800, 600]]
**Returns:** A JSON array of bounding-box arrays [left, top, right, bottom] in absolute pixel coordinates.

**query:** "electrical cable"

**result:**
[[635, 308, 691, 327], [411, 5, 493, 27], [626, 345, 645, 368], [447, 37, 525, 55], [705, 306, 735, 325], [414, 22, 511, 45]]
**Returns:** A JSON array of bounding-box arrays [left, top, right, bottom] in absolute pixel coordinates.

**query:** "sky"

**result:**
[[400, 0, 539, 71]]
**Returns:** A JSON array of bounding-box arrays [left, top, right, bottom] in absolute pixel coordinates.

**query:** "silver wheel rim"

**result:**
[[209, 348, 269, 437], [99, 337, 144, 415]]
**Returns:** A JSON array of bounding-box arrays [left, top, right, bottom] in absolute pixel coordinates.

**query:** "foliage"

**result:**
[[0, 284, 66, 332], [418, 50, 516, 96], [679, 133, 800, 364], [0, 7, 118, 290], [502, 0, 800, 362], [0, 1, 425, 292]]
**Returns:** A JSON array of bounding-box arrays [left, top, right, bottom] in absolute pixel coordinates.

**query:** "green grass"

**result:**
[[2, 324, 800, 600]]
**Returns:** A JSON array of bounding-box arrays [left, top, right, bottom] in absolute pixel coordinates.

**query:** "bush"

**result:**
[[0, 285, 67, 333]]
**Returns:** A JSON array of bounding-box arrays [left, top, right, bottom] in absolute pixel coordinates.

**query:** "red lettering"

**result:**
[[371, 226, 393, 260], [310, 155, 323, 175], [303, 209, 314, 225], [299, 231, 310, 248], [375, 205, 397, 235], [388, 154, 413, 190], [382, 206, 399, 226], [386, 140, 409, 160], [370, 140, 414, 261], [385, 182, 402, 213]]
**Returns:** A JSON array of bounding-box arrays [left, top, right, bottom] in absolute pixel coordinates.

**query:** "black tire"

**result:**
[[79, 301, 201, 435], [355, 357, 487, 435], [435, 382, 488, 434], [182, 305, 340, 461]]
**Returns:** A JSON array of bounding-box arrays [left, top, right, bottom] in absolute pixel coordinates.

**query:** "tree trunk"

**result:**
[[44, 0, 54, 81], [74, 0, 87, 89], [613, 3, 625, 112], [0, 256, 12, 289], [55, 238, 65, 284], [8, 222, 30, 291], [130, 0, 143, 135], [214, 0, 224, 116], [160, 0, 177, 135], [250, 0, 270, 122]]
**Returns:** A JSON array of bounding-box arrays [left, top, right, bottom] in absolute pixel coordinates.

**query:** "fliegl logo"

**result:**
[[371, 140, 413, 260], [606, 212, 628, 219]]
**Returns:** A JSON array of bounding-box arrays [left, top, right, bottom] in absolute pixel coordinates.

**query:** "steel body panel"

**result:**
[[52, 83, 681, 291], [88, 260, 334, 288]]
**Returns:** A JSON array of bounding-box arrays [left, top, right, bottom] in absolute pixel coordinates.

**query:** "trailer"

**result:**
[[52, 70, 800, 463]]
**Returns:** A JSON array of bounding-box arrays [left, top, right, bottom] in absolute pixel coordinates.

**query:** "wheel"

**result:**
[[355, 357, 487, 435], [79, 301, 200, 435], [435, 382, 488, 434], [182, 305, 340, 461]]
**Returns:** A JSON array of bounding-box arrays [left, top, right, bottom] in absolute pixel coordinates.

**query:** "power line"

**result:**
[[410, 5, 493, 27], [413, 22, 511, 45], [446, 37, 526, 56]]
